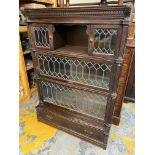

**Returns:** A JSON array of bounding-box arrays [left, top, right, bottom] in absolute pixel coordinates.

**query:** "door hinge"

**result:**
[[29, 48, 36, 52], [115, 57, 123, 66], [111, 92, 117, 100]]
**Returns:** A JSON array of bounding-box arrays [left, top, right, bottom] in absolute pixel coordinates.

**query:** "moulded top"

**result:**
[[22, 5, 131, 23]]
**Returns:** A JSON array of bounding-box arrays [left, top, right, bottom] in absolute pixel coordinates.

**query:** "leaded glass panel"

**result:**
[[38, 54, 112, 90], [93, 29, 117, 55], [33, 26, 50, 48], [42, 81, 107, 119]]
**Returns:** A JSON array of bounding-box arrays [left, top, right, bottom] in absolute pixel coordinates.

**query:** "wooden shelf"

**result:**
[[19, 0, 54, 5], [19, 26, 27, 33], [34, 0, 54, 4], [23, 50, 31, 54], [55, 45, 88, 55], [19, 25, 38, 104], [26, 65, 33, 71]]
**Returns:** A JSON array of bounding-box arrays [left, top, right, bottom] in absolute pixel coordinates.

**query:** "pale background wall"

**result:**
[[69, 0, 100, 4], [62, 0, 118, 5]]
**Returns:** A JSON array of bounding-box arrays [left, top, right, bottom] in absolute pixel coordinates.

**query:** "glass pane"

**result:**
[[33, 26, 50, 48], [38, 55, 112, 90], [41, 81, 107, 119], [93, 29, 117, 55]]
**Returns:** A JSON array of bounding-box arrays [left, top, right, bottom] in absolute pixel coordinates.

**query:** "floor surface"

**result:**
[[19, 94, 135, 155]]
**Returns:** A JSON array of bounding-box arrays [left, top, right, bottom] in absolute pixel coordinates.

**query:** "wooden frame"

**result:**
[[19, 36, 30, 104], [87, 24, 123, 58], [22, 5, 131, 149], [29, 23, 55, 51], [19, 26, 37, 104]]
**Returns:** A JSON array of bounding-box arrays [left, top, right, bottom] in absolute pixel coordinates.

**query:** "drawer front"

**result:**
[[40, 80, 110, 120], [36, 103, 110, 145], [87, 25, 122, 58], [36, 52, 118, 91]]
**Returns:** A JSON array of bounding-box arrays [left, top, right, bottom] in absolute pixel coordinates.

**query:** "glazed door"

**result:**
[[39, 79, 112, 120], [87, 25, 122, 58], [28, 23, 55, 51], [34, 51, 120, 123], [35, 51, 119, 92]]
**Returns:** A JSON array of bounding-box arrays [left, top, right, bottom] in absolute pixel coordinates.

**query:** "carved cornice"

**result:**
[[22, 6, 131, 21]]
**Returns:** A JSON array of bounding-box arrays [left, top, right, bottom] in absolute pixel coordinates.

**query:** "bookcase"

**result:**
[[23, 5, 131, 149], [19, 26, 37, 104]]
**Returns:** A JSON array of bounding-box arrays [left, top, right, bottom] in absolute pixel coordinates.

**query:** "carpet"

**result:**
[[19, 94, 135, 155]]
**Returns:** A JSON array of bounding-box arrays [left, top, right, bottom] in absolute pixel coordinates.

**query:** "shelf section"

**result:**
[[19, 26, 27, 33], [19, 0, 54, 5], [23, 50, 31, 54], [55, 45, 88, 55], [26, 65, 33, 71]]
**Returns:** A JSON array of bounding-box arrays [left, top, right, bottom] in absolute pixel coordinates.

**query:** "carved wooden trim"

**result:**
[[37, 105, 110, 133], [37, 115, 107, 149], [86, 25, 94, 55], [35, 50, 115, 63], [36, 103, 109, 148], [22, 6, 131, 21]]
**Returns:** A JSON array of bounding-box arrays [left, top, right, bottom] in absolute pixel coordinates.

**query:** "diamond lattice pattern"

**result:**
[[33, 27, 50, 48], [93, 29, 117, 54], [42, 81, 107, 119], [38, 55, 112, 90]]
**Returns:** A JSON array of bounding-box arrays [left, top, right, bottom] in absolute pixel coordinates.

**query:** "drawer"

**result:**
[[36, 104, 109, 144]]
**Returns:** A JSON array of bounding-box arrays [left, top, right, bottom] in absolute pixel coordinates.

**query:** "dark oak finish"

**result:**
[[23, 6, 131, 149]]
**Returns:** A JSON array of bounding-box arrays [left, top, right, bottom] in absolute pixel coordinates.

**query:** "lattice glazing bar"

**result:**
[[41, 81, 108, 119], [33, 26, 50, 47], [93, 29, 117, 55], [38, 55, 112, 90]]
